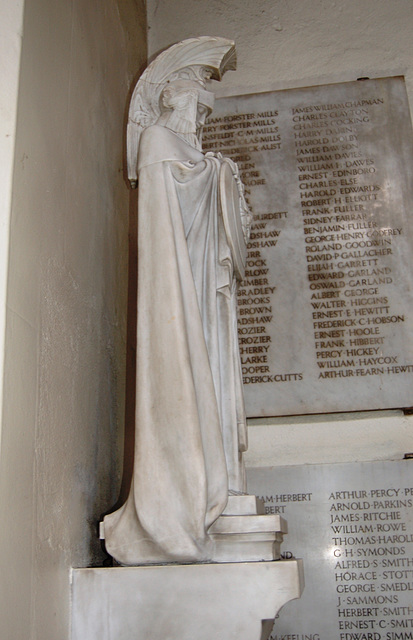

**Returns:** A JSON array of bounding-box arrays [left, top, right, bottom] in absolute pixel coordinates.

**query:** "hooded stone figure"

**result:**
[[103, 37, 251, 566]]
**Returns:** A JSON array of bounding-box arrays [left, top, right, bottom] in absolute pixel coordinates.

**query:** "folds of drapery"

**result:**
[[104, 127, 246, 565]]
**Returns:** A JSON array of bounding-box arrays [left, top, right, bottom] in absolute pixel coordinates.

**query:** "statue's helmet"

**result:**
[[127, 37, 236, 187]]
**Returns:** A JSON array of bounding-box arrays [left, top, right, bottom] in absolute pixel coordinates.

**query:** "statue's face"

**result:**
[[158, 80, 213, 148], [161, 86, 196, 115]]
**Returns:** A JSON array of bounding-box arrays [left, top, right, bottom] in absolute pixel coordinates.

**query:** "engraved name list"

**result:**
[[204, 78, 413, 416]]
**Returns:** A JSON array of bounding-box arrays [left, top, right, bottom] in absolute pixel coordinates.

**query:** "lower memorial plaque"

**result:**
[[247, 459, 413, 640], [204, 77, 413, 416]]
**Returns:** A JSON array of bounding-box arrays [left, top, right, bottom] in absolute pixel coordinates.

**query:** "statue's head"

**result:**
[[127, 37, 236, 186], [158, 79, 215, 149]]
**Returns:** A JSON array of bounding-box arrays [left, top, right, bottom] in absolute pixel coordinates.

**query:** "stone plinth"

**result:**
[[209, 513, 287, 562], [71, 559, 304, 640], [100, 494, 286, 564]]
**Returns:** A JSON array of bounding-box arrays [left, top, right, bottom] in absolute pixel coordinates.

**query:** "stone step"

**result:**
[[222, 494, 265, 516], [209, 514, 287, 535]]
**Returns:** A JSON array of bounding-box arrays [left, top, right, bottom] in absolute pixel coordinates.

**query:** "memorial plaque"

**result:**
[[247, 459, 413, 640], [204, 77, 413, 416]]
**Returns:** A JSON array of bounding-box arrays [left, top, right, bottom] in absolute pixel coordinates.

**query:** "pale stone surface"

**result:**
[[71, 560, 304, 640], [209, 531, 284, 562], [209, 514, 286, 534], [245, 409, 411, 468], [247, 460, 413, 638], [222, 494, 265, 514], [103, 37, 256, 566], [101, 494, 286, 563], [207, 507, 286, 561], [204, 77, 413, 417]]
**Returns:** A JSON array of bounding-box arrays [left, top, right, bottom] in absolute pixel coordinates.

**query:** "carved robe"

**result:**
[[104, 125, 247, 565]]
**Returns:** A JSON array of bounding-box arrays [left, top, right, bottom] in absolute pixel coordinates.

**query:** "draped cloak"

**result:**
[[104, 125, 247, 565]]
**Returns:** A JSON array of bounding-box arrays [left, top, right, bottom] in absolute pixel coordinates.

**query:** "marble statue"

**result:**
[[103, 37, 251, 566]]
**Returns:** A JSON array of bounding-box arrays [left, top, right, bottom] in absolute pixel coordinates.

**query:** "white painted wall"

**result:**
[[146, 0, 413, 467], [0, 0, 146, 638], [147, 0, 413, 106], [0, 0, 25, 455]]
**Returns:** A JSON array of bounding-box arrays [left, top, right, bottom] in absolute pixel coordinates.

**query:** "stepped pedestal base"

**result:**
[[100, 494, 287, 564], [71, 559, 304, 640], [209, 494, 287, 562], [209, 513, 286, 561]]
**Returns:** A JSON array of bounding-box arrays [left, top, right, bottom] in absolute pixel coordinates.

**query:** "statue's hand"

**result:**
[[205, 151, 224, 161]]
